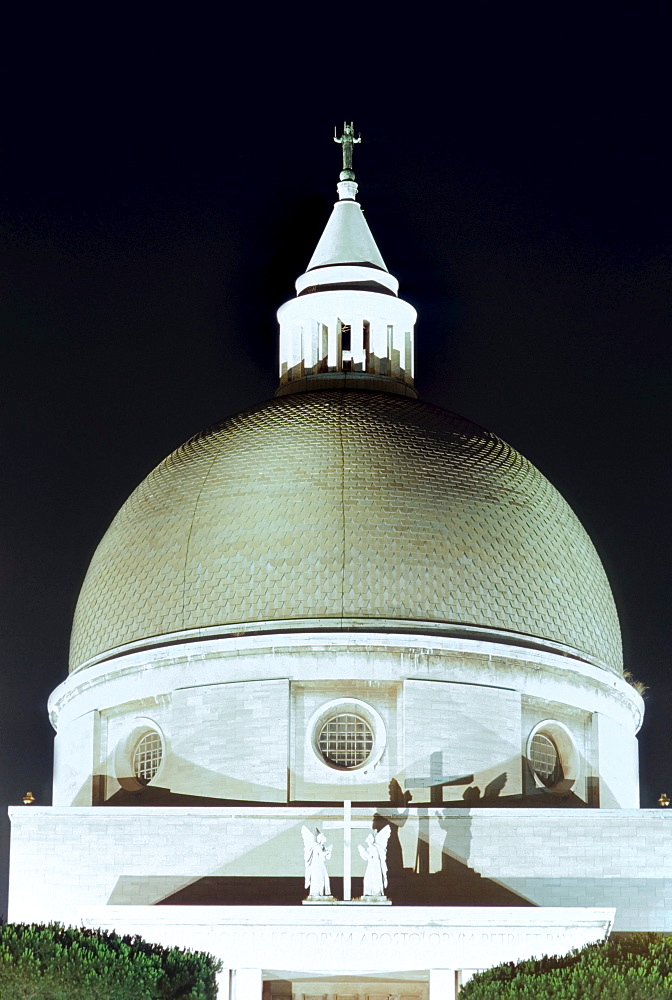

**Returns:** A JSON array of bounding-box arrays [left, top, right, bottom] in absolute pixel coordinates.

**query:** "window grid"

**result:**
[[318, 713, 374, 768], [530, 732, 561, 785], [133, 731, 162, 785]]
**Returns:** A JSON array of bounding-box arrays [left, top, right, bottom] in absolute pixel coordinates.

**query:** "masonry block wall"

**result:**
[[291, 680, 399, 801], [53, 709, 100, 807], [592, 711, 640, 808], [403, 680, 522, 801], [99, 679, 290, 803], [52, 661, 633, 808], [9, 807, 671, 930]]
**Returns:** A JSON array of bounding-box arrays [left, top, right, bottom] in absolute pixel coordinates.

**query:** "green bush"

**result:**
[[459, 933, 672, 999], [0, 922, 222, 999]]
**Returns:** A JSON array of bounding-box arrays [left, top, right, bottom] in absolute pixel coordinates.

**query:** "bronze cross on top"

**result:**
[[334, 122, 361, 176]]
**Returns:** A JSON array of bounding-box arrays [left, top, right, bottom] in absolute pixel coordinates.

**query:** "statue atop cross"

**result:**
[[334, 122, 361, 180]]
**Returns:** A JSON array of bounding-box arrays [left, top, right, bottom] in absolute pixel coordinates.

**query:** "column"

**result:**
[[390, 323, 400, 376], [351, 317, 365, 370], [327, 320, 338, 370], [308, 319, 319, 371], [231, 968, 263, 1000], [291, 323, 303, 374], [429, 968, 457, 1000], [369, 317, 386, 373], [216, 969, 231, 1000]]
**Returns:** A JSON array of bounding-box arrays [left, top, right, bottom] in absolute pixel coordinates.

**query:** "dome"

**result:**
[[69, 389, 622, 675]]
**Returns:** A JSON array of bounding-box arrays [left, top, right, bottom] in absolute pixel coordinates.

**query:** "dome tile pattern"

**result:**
[[69, 391, 622, 673]]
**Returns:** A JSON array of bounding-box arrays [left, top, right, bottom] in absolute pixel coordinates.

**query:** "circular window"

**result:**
[[132, 730, 163, 786], [309, 698, 386, 773], [526, 720, 579, 793], [530, 732, 562, 786], [318, 713, 374, 769]]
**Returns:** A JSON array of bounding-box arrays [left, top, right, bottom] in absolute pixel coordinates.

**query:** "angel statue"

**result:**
[[301, 825, 333, 898], [358, 825, 391, 898]]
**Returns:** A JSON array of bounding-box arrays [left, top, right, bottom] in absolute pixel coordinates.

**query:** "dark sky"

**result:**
[[0, 10, 670, 916]]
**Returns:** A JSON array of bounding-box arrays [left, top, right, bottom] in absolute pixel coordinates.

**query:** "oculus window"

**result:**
[[526, 720, 579, 794], [318, 713, 374, 769], [309, 698, 386, 773], [530, 731, 562, 786], [132, 731, 163, 786]]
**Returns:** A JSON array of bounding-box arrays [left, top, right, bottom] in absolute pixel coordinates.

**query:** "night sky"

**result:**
[[1, 9, 670, 917]]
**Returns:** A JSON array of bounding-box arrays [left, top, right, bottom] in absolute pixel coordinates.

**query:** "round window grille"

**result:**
[[318, 713, 374, 769], [132, 731, 163, 786], [530, 732, 562, 786]]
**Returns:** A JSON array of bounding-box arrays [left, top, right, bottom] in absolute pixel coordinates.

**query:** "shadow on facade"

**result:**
[[151, 870, 532, 907], [113, 783, 533, 908], [102, 774, 566, 907]]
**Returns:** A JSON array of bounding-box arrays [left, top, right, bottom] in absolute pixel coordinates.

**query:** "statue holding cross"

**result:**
[[334, 122, 361, 180]]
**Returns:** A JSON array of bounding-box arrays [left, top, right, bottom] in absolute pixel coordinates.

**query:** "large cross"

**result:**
[[334, 122, 361, 175], [323, 800, 373, 900]]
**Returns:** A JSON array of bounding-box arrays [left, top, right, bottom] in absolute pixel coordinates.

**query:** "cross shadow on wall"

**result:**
[[405, 749, 589, 810], [374, 777, 534, 906]]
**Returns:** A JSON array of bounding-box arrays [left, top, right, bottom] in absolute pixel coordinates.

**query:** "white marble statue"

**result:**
[[358, 825, 391, 897], [301, 825, 333, 897]]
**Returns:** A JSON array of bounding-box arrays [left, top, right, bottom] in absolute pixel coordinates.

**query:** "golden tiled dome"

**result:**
[[69, 390, 622, 674]]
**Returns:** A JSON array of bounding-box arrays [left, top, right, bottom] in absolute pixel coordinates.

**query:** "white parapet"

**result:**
[[63, 905, 614, 976], [10, 806, 667, 931]]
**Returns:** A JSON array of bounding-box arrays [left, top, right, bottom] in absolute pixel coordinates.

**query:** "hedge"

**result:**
[[459, 932, 672, 999], [0, 922, 222, 999]]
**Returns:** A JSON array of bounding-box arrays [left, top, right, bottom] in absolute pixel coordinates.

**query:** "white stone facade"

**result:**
[[9, 806, 670, 932], [49, 631, 642, 809]]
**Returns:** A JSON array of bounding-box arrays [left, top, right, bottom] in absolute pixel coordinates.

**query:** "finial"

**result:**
[[334, 122, 361, 181]]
